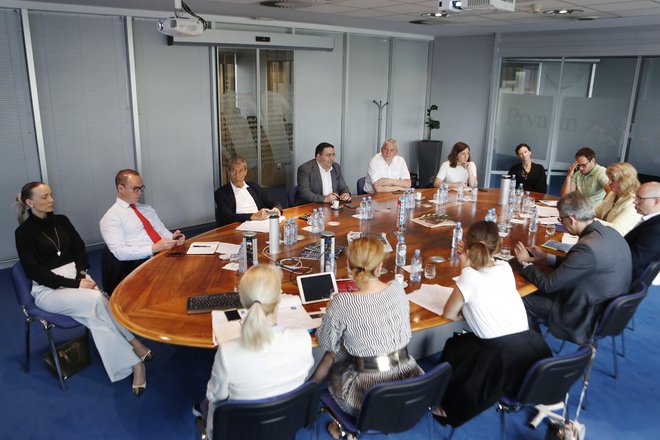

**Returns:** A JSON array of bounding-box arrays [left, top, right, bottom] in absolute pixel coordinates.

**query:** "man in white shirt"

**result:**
[[296, 142, 351, 204], [214, 155, 282, 227], [99, 169, 185, 293], [363, 139, 411, 193]]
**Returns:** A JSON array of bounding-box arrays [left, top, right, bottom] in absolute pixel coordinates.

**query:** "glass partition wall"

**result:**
[[217, 48, 294, 189], [488, 56, 659, 192]]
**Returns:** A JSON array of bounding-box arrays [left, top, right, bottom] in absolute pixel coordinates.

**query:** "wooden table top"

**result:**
[[109, 188, 559, 348]]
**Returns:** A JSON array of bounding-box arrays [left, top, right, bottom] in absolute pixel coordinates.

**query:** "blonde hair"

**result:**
[[238, 264, 282, 351], [348, 237, 385, 289], [16, 182, 46, 225], [606, 162, 640, 197], [464, 221, 500, 270]]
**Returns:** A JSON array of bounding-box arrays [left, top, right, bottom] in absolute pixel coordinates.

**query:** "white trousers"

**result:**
[[31, 264, 140, 382]]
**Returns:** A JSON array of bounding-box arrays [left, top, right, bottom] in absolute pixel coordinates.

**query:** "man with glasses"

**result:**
[[100, 169, 185, 293], [514, 191, 631, 344], [296, 142, 351, 205], [215, 155, 282, 227], [561, 147, 610, 205], [625, 181, 660, 282]]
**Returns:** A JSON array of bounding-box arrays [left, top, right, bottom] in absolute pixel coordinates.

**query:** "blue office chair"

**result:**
[[287, 185, 299, 208], [627, 261, 659, 331], [196, 381, 320, 440], [320, 362, 453, 438], [590, 282, 647, 379], [356, 177, 367, 195], [11, 262, 88, 391], [497, 345, 593, 440]]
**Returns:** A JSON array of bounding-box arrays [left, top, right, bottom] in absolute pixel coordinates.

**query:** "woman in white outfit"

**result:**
[[15, 182, 151, 395], [433, 142, 478, 188]]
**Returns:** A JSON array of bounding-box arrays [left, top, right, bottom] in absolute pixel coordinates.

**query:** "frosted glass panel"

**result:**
[[628, 58, 660, 178]]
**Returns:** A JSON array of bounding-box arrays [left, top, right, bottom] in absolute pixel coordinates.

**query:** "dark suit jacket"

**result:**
[[522, 221, 632, 344], [214, 182, 281, 227], [625, 214, 660, 282], [296, 159, 350, 205]]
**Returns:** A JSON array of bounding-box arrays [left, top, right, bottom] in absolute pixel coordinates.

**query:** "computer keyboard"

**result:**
[[186, 292, 242, 314]]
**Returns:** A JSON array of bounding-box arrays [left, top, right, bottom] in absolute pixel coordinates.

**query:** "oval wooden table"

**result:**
[[109, 188, 559, 355]]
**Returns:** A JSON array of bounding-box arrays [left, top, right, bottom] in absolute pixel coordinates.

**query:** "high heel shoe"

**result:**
[[132, 381, 147, 397], [140, 350, 153, 362]]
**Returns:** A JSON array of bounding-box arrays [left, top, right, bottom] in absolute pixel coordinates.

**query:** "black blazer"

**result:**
[[214, 182, 281, 227], [522, 221, 632, 344], [296, 159, 350, 205], [625, 214, 660, 282]]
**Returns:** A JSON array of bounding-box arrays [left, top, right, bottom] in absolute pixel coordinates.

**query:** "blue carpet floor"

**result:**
[[1, 249, 659, 439]]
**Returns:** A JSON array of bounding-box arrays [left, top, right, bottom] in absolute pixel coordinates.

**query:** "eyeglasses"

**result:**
[[575, 162, 590, 169], [558, 215, 570, 223], [123, 185, 145, 193], [634, 195, 656, 203]]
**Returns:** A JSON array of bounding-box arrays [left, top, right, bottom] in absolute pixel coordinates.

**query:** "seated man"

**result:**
[[561, 147, 610, 205], [296, 142, 351, 204], [100, 169, 185, 294], [215, 155, 282, 227], [625, 181, 660, 282], [514, 191, 631, 344], [363, 138, 411, 193]]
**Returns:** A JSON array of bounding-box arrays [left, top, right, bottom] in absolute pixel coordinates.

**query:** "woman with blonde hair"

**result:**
[[312, 236, 423, 438], [203, 264, 314, 438], [436, 221, 550, 427], [14, 182, 151, 395], [595, 162, 641, 236]]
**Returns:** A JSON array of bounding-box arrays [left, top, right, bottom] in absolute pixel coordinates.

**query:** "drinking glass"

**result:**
[[546, 223, 556, 236], [424, 263, 436, 280], [500, 244, 511, 258], [497, 223, 509, 238]]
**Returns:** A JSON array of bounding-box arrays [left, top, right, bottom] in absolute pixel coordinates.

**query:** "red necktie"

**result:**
[[130, 204, 161, 244]]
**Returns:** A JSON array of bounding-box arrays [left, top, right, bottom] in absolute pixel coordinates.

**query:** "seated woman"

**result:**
[[595, 162, 641, 236], [507, 143, 547, 193], [15, 182, 151, 395], [312, 237, 423, 437], [433, 142, 478, 188], [203, 264, 314, 438], [437, 221, 551, 427]]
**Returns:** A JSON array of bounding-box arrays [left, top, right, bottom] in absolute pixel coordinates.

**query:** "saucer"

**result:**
[[330, 206, 342, 211]]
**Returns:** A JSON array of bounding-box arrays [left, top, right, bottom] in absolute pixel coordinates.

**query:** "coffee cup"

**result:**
[[415, 192, 423, 201], [394, 274, 405, 285], [331, 200, 340, 209]]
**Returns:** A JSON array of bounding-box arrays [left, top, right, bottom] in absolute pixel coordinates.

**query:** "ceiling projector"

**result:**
[[157, 0, 207, 37]]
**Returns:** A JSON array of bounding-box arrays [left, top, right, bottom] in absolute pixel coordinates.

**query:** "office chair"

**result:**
[[627, 260, 659, 331], [196, 381, 320, 440], [356, 177, 367, 195], [287, 185, 299, 208], [590, 282, 647, 379], [497, 345, 593, 440], [320, 362, 453, 438], [11, 262, 89, 391]]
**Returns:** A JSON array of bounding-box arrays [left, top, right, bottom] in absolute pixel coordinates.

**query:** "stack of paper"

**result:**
[[186, 242, 219, 255], [407, 284, 454, 316], [236, 217, 284, 233]]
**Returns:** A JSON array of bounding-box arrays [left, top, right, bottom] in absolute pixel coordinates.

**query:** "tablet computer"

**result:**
[[296, 272, 338, 304]]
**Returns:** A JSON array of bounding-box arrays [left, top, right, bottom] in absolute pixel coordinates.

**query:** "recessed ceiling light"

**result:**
[[420, 11, 449, 18], [543, 8, 584, 16]]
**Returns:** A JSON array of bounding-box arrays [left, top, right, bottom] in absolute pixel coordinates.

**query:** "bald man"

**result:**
[[624, 181, 660, 282]]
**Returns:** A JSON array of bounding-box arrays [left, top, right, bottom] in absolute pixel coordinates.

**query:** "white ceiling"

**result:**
[[23, 0, 660, 36]]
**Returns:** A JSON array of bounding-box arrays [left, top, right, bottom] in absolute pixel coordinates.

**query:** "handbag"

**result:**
[[42, 333, 91, 380]]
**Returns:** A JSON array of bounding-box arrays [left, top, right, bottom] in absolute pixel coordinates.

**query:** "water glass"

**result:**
[[424, 263, 436, 280], [546, 223, 556, 236], [500, 245, 511, 258], [497, 223, 509, 238]]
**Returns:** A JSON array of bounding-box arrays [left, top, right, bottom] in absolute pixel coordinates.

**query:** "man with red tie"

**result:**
[[99, 169, 185, 294]]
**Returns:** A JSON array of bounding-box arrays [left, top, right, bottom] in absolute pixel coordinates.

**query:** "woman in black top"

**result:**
[[15, 182, 151, 395], [508, 144, 547, 194]]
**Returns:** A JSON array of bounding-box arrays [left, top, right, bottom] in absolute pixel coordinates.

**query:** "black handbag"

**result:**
[[42, 333, 91, 380]]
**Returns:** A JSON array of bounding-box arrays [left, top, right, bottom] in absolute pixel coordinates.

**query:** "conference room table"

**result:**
[[109, 188, 559, 357]]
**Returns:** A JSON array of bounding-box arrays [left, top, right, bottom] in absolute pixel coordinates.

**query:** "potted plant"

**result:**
[[425, 104, 440, 141]]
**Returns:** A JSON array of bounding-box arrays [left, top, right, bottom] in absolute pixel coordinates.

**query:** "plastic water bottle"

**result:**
[[457, 185, 464, 203], [510, 174, 517, 192], [435, 187, 441, 203], [311, 208, 319, 233], [471, 182, 478, 203], [318, 208, 326, 232], [359, 198, 368, 220], [529, 207, 539, 233], [292, 217, 298, 242], [442, 184, 449, 205], [406, 189, 414, 209], [237, 242, 247, 273], [395, 234, 407, 268], [451, 221, 463, 250], [410, 249, 422, 283], [283, 218, 291, 245], [366, 196, 374, 220], [397, 195, 406, 230]]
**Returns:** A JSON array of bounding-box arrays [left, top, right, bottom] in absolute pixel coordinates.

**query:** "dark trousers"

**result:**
[[523, 291, 554, 333], [101, 246, 147, 295]]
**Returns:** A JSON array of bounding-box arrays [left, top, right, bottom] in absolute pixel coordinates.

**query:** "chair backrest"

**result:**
[[638, 260, 660, 288], [357, 177, 367, 195], [212, 381, 320, 440], [355, 362, 453, 434], [595, 282, 648, 339], [515, 345, 593, 406], [287, 185, 298, 208], [11, 262, 35, 308]]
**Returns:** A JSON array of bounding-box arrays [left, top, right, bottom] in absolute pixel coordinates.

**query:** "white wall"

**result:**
[[429, 35, 495, 184]]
